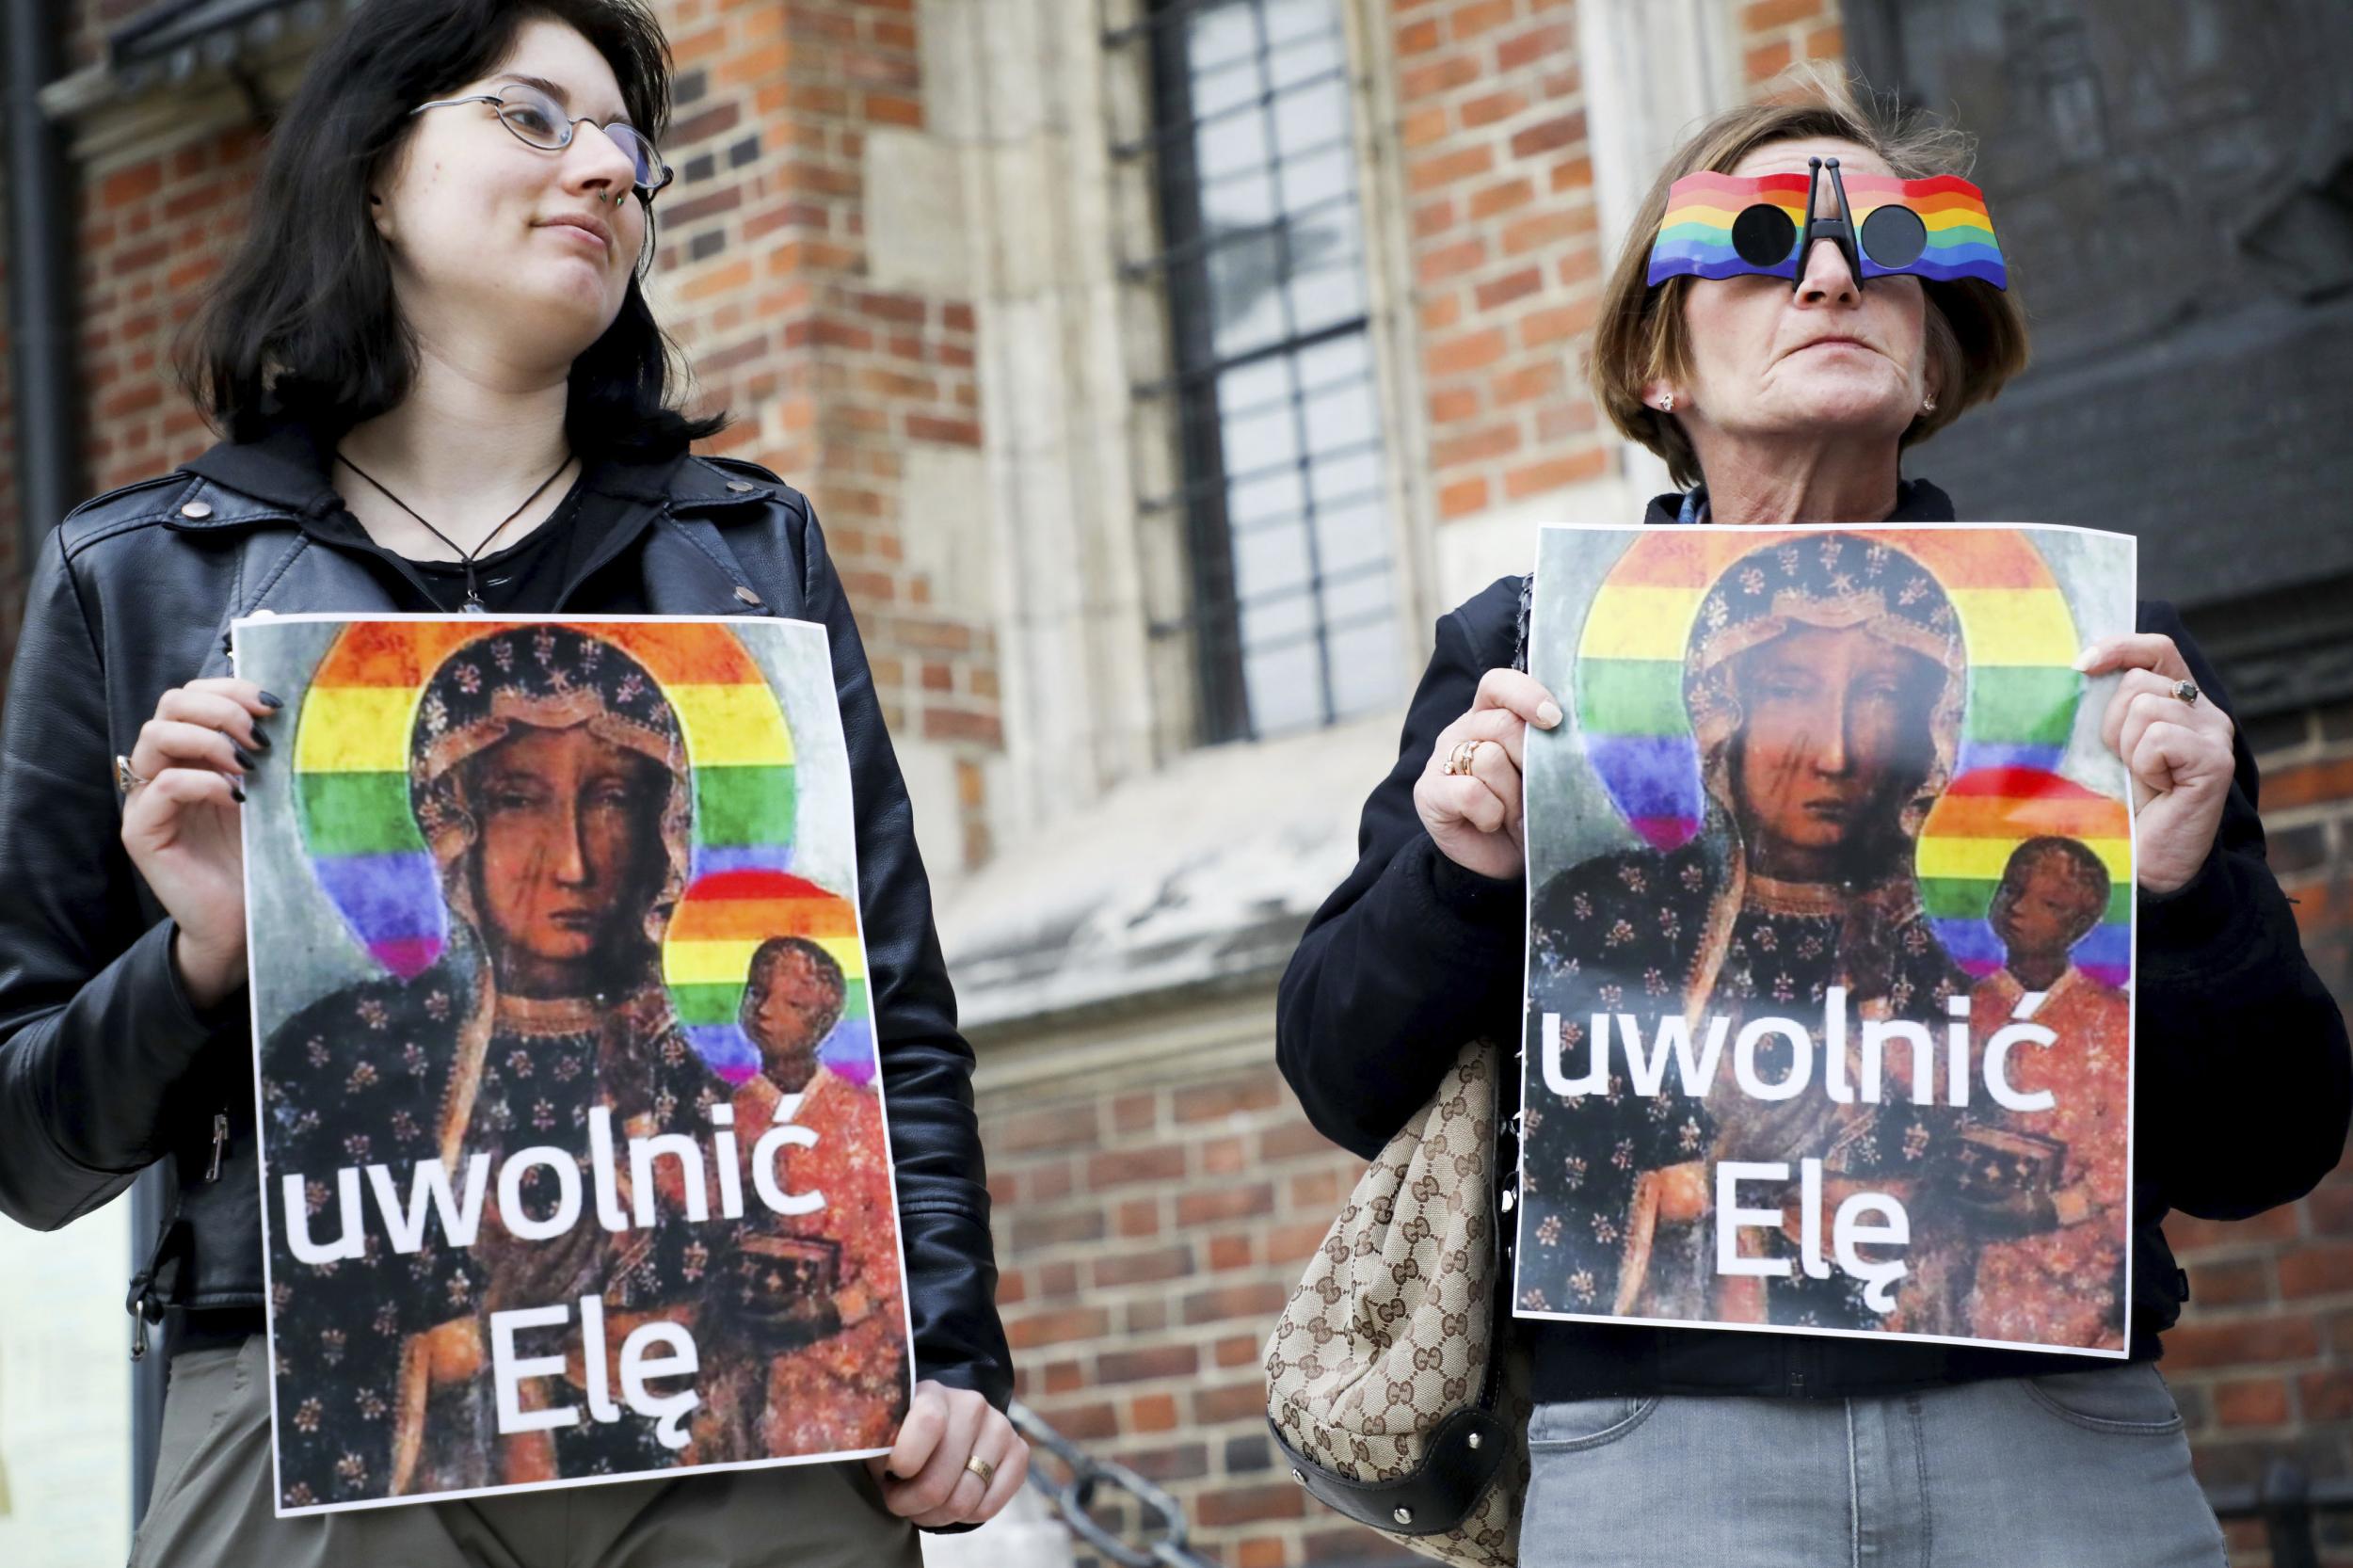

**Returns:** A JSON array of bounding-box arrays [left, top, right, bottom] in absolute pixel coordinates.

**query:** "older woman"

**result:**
[[0, 2, 1018, 1563], [1277, 81, 2349, 1565]]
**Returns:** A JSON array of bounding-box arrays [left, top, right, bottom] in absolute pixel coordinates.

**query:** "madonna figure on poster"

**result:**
[[1520, 532, 1971, 1330], [262, 624, 760, 1503]]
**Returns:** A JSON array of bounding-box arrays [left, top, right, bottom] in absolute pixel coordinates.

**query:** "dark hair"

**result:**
[[179, 0, 725, 458], [1993, 836, 2112, 948], [739, 936, 848, 1039]]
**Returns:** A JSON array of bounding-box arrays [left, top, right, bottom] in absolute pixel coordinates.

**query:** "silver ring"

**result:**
[[115, 754, 149, 793], [2172, 680, 2200, 707]]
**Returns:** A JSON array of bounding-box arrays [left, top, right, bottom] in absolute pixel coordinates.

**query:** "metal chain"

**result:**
[[1009, 1400, 1222, 1568]]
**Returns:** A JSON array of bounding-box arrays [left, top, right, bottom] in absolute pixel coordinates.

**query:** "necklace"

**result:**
[[335, 451, 575, 613]]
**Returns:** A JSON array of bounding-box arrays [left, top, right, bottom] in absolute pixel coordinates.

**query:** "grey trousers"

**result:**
[[1524, 1362, 2228, 1567], [128, 1336, 924, 1568]]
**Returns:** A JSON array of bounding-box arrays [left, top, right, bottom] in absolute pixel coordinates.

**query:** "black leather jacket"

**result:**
[[0, 430, 1015, 1413], [1279, 481, 2353, 1400]]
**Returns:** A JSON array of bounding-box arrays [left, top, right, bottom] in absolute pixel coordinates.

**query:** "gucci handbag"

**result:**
[[1263, 1039, 1529, 1567]]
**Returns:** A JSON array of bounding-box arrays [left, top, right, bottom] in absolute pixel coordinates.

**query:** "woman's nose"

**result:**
[[1794, 235, 1861, 306], [564, 122, 640, 204]]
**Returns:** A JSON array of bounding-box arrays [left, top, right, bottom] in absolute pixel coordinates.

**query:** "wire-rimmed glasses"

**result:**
[[409, 84, 674, 202]]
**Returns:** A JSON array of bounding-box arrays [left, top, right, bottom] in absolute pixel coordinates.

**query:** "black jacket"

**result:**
[[0, 427, 1016, 1415], [1277, 482, 2352, 1400]]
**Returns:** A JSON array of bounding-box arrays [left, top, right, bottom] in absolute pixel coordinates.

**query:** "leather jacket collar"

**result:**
[[158, 424, 790, 678], [173, 420, 721, 521]]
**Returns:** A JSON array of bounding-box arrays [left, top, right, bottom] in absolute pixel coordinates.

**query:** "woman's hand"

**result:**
[[869, 1380, 1030, 1528], [1412, 669, 1563, 882], [2077, 636, 2233, 895], [118, 678, 280, 1011]]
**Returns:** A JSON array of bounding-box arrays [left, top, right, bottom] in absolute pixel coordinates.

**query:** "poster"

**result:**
[[1513, 525, 2137, 1354], [235, 616, 913, 1514]]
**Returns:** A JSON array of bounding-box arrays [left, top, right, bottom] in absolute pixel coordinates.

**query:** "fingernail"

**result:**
[[2071, 647, 2098, 673], [231, 785, 248, 804], [232, 745, 258, 770], [1536, 700, 1563, 728], [258, 691, 285, 710], [247, 728, 273, 751]]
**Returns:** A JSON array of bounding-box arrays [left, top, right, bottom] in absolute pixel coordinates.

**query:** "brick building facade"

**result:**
[[2, 3, 2350, 1565]]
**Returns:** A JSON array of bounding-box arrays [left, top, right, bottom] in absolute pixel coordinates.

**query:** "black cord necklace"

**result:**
[[335, 450, 575, 613]]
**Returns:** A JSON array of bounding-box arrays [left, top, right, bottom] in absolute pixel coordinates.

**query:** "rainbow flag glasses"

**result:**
[[1648, 156, 2006, 290]]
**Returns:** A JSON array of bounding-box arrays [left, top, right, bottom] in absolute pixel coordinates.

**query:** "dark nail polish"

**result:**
[[247, 728, 273, 751], [231, 785, 248, 804], [233, 746, 257, 770], [258, 691, 285, 710]]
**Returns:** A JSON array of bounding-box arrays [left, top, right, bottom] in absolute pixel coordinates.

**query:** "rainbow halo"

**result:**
[[1572, 529, 2091, 851], [292, 619, 865, 1082]]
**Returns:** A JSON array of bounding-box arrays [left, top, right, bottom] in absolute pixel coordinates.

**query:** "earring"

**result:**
[[1921, 394, 1937, 412], [1657, 392, 1675, 412]]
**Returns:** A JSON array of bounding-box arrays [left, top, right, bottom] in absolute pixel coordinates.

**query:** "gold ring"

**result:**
[[115, 755, 149, 793], [1444, 740, 1483, 776], [963, 1454, 997, 1489]]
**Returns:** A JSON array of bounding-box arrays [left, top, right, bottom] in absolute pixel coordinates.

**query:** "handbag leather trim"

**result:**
[[1266, 1405, 1510, 1537]]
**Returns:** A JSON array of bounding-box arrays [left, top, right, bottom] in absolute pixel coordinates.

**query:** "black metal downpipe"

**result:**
[[2, 0, 168, 1534], [4, 0, 86, 570]]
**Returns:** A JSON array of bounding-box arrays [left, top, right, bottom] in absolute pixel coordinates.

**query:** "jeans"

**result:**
[[1523, 1362, 2225, 1566]]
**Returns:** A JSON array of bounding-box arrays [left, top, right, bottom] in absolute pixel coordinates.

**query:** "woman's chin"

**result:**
[[501, 280, 626, 357], [1759, 377, 1915, 440]]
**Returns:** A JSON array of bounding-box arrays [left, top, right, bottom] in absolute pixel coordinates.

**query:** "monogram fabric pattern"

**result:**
[[1265, 1042, 1528, 1567]]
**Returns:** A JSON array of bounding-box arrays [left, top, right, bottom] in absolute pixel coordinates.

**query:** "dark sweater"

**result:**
[[1275, 483, 2352, 1400]]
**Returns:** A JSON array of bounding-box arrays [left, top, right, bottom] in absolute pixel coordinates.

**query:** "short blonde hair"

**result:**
[[1589, 68, 2030, 488]]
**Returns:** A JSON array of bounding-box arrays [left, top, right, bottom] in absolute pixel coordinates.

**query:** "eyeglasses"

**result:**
[[409, 85, 674, 202], [1648, 157, 2007, 291]]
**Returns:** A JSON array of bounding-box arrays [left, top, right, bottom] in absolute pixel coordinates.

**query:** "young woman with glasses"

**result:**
[[0, 4, 1021, 1562]]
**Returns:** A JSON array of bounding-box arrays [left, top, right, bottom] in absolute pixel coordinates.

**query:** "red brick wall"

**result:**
[[2166, 700, 2353, 1566], [991, 1060, 1396, 1566], [1395, 0, 1605, 523], [650, 0, 1000, 865], [76, 129, 263, 496]]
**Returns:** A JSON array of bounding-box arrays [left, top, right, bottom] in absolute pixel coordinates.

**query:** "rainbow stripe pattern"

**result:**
[[1569, 529, 2088, 852], [1915, 767, 2131, 987], [663, 869, 873, 1085], [1650, 170, 2006, 288], [292, 619, 863, 1083]]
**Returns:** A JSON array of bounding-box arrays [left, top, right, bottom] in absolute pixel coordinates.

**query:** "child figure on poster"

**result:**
[[722, 936, 909, 1454], [263, 626, 782, 1505], [1523, 532, 1974, 1332], [1958, 838, 2131, 1350]]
